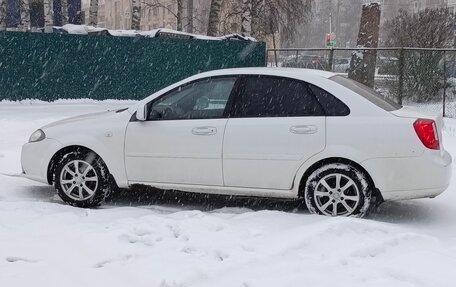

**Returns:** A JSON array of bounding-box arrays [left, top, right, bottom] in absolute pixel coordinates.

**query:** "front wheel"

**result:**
[[54, 150, 113, 208], [304, 163, 371, 217]]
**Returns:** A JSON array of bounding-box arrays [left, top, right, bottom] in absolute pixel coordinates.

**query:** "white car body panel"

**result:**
[[223, 117, 325, 190], [125, 119, 227, 186], [20, 68, 452, 202], [21, 138, 63, 184], [22, 110, 133, 187]]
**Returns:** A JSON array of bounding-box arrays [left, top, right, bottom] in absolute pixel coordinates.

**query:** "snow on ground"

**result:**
[[1, 101, 456, 287]]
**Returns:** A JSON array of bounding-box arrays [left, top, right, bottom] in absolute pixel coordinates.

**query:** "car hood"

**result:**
[[41, 108, 130, 130]]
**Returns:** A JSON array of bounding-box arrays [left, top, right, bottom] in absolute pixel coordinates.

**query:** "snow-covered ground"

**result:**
[[1, 101, 455, 287]]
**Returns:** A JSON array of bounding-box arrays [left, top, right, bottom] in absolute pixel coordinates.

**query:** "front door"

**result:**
[[125, 76, 238, 186]]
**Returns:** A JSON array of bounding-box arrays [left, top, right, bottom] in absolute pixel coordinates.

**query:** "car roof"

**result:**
[[192, 67, 336, 80]]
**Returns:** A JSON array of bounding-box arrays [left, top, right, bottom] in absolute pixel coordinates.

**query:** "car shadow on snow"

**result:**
[[14, 184, 57, 201], [105, 185, 445, 224], [26, 184, 445, 223], [369, 199, 447, 224], [105, 185, 307, 213]]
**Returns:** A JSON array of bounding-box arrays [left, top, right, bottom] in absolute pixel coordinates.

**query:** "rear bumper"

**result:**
[[362, 149, 452, 201], [21, 138, 62, 185]]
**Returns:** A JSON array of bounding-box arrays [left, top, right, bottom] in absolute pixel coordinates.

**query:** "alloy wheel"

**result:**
[[59, 160, 99, 201], [313, 173, 360, 216]]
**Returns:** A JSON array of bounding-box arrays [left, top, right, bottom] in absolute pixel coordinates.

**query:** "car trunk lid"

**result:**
[[391, 106, 444, 151]]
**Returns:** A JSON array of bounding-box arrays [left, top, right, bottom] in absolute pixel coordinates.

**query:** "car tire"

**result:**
[[304, 163, 371, 217], [54, 149, 113, 208]]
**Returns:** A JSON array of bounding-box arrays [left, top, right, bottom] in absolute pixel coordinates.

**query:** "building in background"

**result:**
[[447, 0, 456, 12], [80, 0, 210, 32]]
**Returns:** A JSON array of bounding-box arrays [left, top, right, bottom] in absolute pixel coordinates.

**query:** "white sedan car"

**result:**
[[21, 68, 452, 216]]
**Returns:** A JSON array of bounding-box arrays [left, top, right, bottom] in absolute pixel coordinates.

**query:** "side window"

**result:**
[[232, 76, 324, 118], [309, 84, 350, 116], [148, 77, 236, 120]]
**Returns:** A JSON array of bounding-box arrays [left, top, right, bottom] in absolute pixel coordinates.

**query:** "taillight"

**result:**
[[413, 119, 440, 150]]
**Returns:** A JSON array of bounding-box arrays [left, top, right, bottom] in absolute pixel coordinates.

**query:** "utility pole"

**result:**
[[329, 12, 332, 34]]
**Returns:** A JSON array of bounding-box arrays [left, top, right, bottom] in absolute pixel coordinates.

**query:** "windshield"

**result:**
[[330, 75, 402, 111]]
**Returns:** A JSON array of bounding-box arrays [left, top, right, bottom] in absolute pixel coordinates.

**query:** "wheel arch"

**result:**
[[297, 157, 382, 202], [47, 145, 116, 187]]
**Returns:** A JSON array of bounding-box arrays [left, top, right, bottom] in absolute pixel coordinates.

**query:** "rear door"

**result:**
[[222, 75, 326, 190]]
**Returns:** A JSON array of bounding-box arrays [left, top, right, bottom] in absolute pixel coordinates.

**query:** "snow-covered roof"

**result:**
[[53, 24, 257, 42]]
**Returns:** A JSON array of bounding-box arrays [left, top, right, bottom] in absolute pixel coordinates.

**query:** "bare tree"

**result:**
[[142, 0, 189, 31], [384, 8, 453, 48], [0, 0, 5, 31], [61, 0, 68, 25], [186, 0, 193, 33], [384, 8, 454, 103], [132, 0, 141, 30], [207, 0, 222, 36], [241, 0, 251, 35], [176, 0, 183, 31], [18, 0, 31, 30], [276, 0, 312, 47], [89, 0, 98, 26], [43, 0, 53, 32], [219, 0, 311, 44]]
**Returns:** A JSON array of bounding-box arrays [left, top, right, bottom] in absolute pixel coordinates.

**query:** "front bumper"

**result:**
[[362, 149, 452, 201], [21, 138, 63, 185]]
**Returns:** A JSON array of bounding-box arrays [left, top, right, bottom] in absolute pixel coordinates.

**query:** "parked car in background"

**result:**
[[21, 68, 452, 217], [377, 56, 399, 75], [333, 57, 351, 73], [282, 55, 327, 70]]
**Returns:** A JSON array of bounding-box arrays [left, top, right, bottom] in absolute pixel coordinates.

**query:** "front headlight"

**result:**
[[29, 129, 46, 143]]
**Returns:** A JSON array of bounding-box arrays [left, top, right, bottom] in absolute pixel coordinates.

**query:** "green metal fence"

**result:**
[[0, 32, 266, 101]]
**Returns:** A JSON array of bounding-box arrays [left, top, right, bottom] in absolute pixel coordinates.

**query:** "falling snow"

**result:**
[[0, 100, 456, 287]]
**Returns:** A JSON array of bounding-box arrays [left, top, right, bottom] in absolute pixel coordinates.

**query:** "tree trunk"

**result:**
[[89, 0, 98, 26], [61, 0, 68, 25], [241, 0, 251, 35], [18, 0, 31, 30], [131, 0, 141, 30], [68, 0, 83, 24], [43, 0, 54, 32], [177, 0, 183, 31], [207, 0, 222, 36], [186, 0, 193, 33], [0, 0, 7, 30], [250, 0, 261, 37], [348, 3, 381, 88]]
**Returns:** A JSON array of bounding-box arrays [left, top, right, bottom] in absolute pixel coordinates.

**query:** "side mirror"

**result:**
[[136, 104, 148, 121]]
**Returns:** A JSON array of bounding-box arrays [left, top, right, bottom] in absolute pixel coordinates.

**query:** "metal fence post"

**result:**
[[274, 50, 278, 67], [327, 48, 334, 71], [398, 48, 405, 105], [295, 50, 299, 66], [443, 50, 447, 118]]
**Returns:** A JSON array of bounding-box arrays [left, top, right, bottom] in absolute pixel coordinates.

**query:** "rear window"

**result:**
[[309, 84, 350, 116], [330, 75, 402, 111]]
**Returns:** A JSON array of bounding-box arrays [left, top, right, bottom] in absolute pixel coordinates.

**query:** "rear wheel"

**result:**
[[54, 150, 113, 208], [304, 163, 371, 217]]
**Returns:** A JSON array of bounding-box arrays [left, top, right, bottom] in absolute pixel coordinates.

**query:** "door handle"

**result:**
[[290, 125, 318, 134], [192, 126, 217, 136]]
